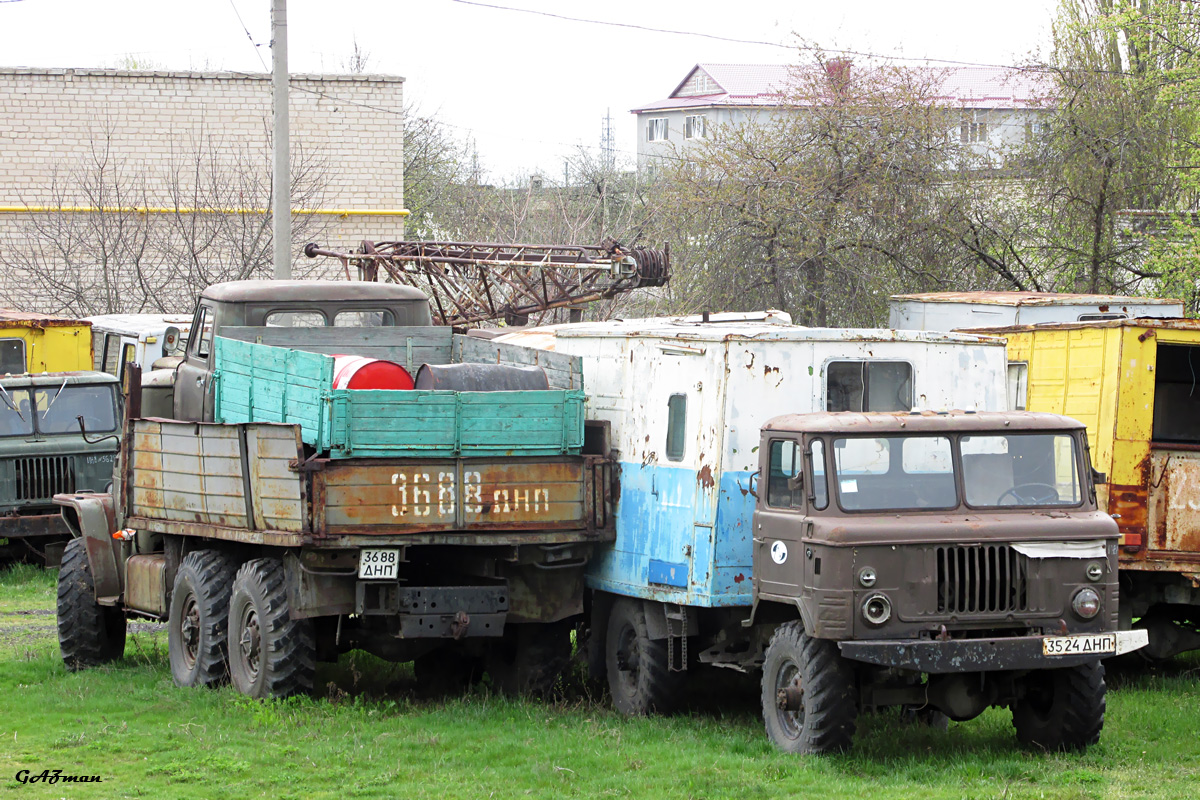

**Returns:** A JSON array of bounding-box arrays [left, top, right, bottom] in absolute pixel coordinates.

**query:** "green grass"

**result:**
[[2, 563, 1198, 799]]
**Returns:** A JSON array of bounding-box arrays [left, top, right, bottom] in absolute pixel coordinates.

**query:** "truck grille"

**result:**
[[936, 544, 1029, 614], [14, 456, 75, 502]]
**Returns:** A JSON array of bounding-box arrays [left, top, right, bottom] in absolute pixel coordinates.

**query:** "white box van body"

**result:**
[[498, 317, 1010, 607]]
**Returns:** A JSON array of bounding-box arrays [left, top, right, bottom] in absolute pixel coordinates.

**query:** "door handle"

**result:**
[[196, 376, 205, 386]]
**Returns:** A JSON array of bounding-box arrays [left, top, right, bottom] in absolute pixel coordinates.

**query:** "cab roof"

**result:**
[[0, 309, 90, 328], [199, 280, 428, 304], [0, 370, 120, 386], [763, 410, 1086, 434]]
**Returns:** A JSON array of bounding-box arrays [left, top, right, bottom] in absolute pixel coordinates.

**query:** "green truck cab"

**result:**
[[0, 371, 120, 565]]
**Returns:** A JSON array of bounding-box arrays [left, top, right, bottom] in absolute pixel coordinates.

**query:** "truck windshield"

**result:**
[[961, 433, 1081, 507], [828, 431, 1083, 511], [832, 436, 957, 511], [0, 387, 34, 437], [0, 384, 119, 436], [36, 384, 119, 434]]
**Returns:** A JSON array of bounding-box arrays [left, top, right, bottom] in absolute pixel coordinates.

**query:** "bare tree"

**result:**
[[644, 54, 977, 326], [0, 123, 333, 314], [0, 124, 179, 314]]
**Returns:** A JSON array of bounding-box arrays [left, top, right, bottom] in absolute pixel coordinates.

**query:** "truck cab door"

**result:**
[[754, 436, 818, 600], [174, 304, 217, 421]]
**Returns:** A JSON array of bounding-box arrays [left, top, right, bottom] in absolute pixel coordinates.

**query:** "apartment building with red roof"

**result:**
[[632, 63, 1056, 168]]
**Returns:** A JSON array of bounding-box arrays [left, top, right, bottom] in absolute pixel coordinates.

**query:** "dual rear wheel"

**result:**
[[168, 551, 314, 699]]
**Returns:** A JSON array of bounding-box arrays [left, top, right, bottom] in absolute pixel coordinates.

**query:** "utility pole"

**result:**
[[271, 0, 291, 279]]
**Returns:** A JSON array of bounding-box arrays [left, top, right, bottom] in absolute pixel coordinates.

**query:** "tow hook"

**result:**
[[451, 610, 470, 640]]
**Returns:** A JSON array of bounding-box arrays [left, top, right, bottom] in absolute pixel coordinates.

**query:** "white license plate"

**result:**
[[1042, 633, 1117, 656], [358, 548, 400, 580]]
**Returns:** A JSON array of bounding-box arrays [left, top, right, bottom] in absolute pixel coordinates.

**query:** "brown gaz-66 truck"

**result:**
[[55, 280, 612, 698], [752, 410, 1147, 752]]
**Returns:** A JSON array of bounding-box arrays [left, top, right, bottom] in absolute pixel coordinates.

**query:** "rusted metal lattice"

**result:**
[[304, 239, 669, 327]]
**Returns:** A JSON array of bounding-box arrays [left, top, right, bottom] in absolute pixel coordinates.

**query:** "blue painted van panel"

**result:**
[[585, 461, 756, 607], [648, 559, 689, 588]]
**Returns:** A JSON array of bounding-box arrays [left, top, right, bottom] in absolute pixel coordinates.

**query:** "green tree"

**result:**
[[646, 54, 978, 327], [1028, 0, 1199, 295]]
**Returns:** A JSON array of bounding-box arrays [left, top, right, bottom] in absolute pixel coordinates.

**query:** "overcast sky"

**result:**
[[0, 0, 1059, 182]]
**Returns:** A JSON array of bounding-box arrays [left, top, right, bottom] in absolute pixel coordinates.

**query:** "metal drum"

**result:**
[[414, 363, 549, 391], [332, 355, 415, 390]]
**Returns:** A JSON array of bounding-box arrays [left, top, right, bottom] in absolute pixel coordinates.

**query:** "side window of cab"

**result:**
[[767, 439, 803, 509], [191, 305, 215, 361]]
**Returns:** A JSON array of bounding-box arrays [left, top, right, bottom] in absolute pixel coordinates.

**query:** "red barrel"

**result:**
[[332, 355, 415, 390]]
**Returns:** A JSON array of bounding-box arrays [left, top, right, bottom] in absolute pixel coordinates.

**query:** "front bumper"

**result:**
[[838, 629, 1148, 673], [0, 513, 71, 540]]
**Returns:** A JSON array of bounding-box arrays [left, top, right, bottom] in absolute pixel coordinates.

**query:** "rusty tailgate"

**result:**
[[316, 457, 590, 535]]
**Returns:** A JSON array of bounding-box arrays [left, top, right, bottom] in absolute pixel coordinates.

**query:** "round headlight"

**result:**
[[862, 593, 892, 626], [858, 567, 877, 588], [1085, 562, 1104, 582], [1072, 587, 1101, 619]]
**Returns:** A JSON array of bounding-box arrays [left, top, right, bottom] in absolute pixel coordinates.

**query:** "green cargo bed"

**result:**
[[213, 337, 584, 458]]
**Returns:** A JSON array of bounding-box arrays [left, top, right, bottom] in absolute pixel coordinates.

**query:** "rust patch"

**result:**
[[697, 464, 715, 489], [1139, 329, 1155, 342], [1098, 304, 1110, 313], [1108, 483, 1148, 546], [745, 352, 755, 370], [733, 573, 745, 583], [763, 365, 779, 376]]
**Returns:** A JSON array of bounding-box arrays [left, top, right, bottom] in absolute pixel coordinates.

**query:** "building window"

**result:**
[[666, 394, 686, 460], [960, 116, 988, 144], [1024, 120, 1051, 142], [647, 118, 668, 142], [826, 361, 913, 412], [684, 115, 707, 139]]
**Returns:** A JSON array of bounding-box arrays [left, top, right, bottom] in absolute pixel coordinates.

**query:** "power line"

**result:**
[[227, 0, 268, 72], [449, 0, 1054, 72]]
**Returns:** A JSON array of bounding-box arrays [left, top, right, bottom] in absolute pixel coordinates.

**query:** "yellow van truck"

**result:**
[[891, 292, 1200, 660], [0, 310, 93, 374]]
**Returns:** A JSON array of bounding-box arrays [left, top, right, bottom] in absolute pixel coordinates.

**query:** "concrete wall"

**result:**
[[0, 68, 406, 313]]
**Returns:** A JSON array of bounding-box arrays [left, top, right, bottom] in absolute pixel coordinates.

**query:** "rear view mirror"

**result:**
[[1091, 467, 1107, 486]]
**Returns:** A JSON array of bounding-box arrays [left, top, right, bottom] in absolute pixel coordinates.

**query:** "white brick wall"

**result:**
[[0, 68, 407, 313]]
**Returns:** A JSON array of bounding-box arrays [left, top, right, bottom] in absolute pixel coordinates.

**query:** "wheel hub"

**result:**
[[238, 608, 261, 679], [180, 594, 200, 669], [777, 685, 804, 711]]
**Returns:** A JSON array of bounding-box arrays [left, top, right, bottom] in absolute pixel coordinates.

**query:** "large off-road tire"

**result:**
[[228, 558, 316, 699], [168, 549, 237, 688], [1012, 661, 1106, 751], [57, 538, 126, 670], [761, 621, 857, 754], [605, 598, 682, 715], [485, 621, 572, 698]]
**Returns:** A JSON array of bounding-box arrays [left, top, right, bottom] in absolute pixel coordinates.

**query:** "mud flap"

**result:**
[[54, 492, 122, 603]]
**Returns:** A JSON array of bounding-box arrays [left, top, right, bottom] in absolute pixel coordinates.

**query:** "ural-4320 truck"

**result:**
[[753, 411, 1146, 752], [55, 280, 613, 698]]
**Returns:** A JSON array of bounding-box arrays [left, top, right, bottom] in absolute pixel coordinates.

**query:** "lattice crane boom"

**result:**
[[304, 239, 669, 327]]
